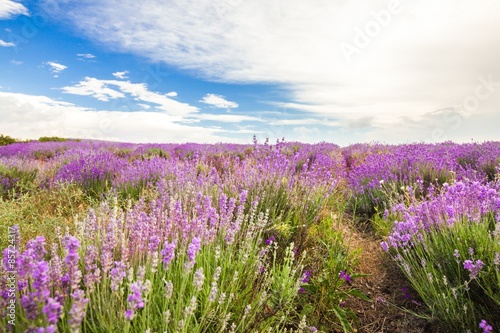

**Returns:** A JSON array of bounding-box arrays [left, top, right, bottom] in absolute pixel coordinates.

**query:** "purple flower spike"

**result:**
[[463, 259, 484, 279], [301, 270, 311, 283], [265, 235, 275, 245], [479, 320, 493, 333], [42, 297, 62, 325], [187, 237, 201, 262], [63, 236, 80, 267], [69, 289, 89, 330], [339, 270, 351, 283], [161, 241, 176, 268]]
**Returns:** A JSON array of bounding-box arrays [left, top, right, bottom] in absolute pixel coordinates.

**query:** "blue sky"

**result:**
[[1, 0, 499, 145]]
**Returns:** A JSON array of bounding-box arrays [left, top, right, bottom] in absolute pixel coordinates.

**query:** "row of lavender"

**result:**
[[0, 138, 499, 331]]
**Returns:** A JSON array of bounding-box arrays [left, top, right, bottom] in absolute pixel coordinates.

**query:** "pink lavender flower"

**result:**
[[463, 259, 484, 279], [187, 237, 201, 262], [68, 289, 89, 330], [479, 320, 493, 333]]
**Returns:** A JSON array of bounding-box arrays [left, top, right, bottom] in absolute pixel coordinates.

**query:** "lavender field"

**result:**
[[0, 137, 499, 332]]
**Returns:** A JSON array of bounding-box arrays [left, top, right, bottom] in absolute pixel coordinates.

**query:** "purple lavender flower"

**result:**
[[148, 235, 161, 253], [32, 261, 50, 300], [125, 281, 146, 320], [26, 236, 47, 262], [110, 261, 127, 291], [42, 297, 62, 324], [479, 320, 493, 333], [21, 294, 39, 320], [187, 237, 201, 262], [161, 241, 176, 268], [265, 235, 275, 246], [83, 245, 101, 291], [463, 259, 484, 279], [63, 236, 80, 266], [68, 289, 89, 330], [62, 236, 82, 291], [301, 270, 311, 283], [339, 270, 351, 283]]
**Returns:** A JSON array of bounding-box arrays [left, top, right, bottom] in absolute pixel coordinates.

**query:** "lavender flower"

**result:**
[[187, 237, 201, 262], [479, 320, 493, 333], [193, 267, 205, 292], [68, 289, 89, 330], [63, 236, 80, 267], [301, 270, 311, 283], [21, 294, 39, 320], [63, 236, 81, 290], [110, 261, 127, 291], [32, 261, 50, 300], [125, 281, 147, 320], [42, 297, 62, 324], [463, 259, 484, 279], [339, 270, 351, 283], [161, 241, 176, 269], [265, 235, 275, 246]]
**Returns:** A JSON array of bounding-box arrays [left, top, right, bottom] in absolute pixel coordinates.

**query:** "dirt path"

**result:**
[[340, 223, 435, 333]]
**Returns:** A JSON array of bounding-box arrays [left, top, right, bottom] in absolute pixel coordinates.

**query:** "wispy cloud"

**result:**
[[9, 60, 23, 65], [45, 61, 68, 77], [0, 39, 15, 47], [112, 71, 129, 79], [199, 94, 238, 109], [62, 77, 199, 117], [77, 53, 96, 60], [0, 0, 29, 19]]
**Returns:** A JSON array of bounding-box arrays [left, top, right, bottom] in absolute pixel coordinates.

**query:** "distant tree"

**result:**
[[0, 134, 17, 146]]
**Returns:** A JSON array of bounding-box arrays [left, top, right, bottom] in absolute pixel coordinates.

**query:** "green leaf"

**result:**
[[331, 306, 354, 333]]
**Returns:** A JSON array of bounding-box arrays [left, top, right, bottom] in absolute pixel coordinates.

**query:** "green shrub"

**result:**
[[38, 136, 67, 142], [0, 134, 17, 146]]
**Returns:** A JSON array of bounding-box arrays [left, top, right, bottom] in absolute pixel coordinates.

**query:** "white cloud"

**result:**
[[0, 91, 245, 143], [62, 77, 125, 101], [112, 71, 129, 79], [77, 53, 96, 60], [138, 103, 151, 109], [45, 61, 68, 76], [62, 77, 199, 117], [0, 0, 28, 19], [199, 94, 238, 109], [41, 0, 500, 142], [0, 39, 15, 47], [9, 60, 22, 65]]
